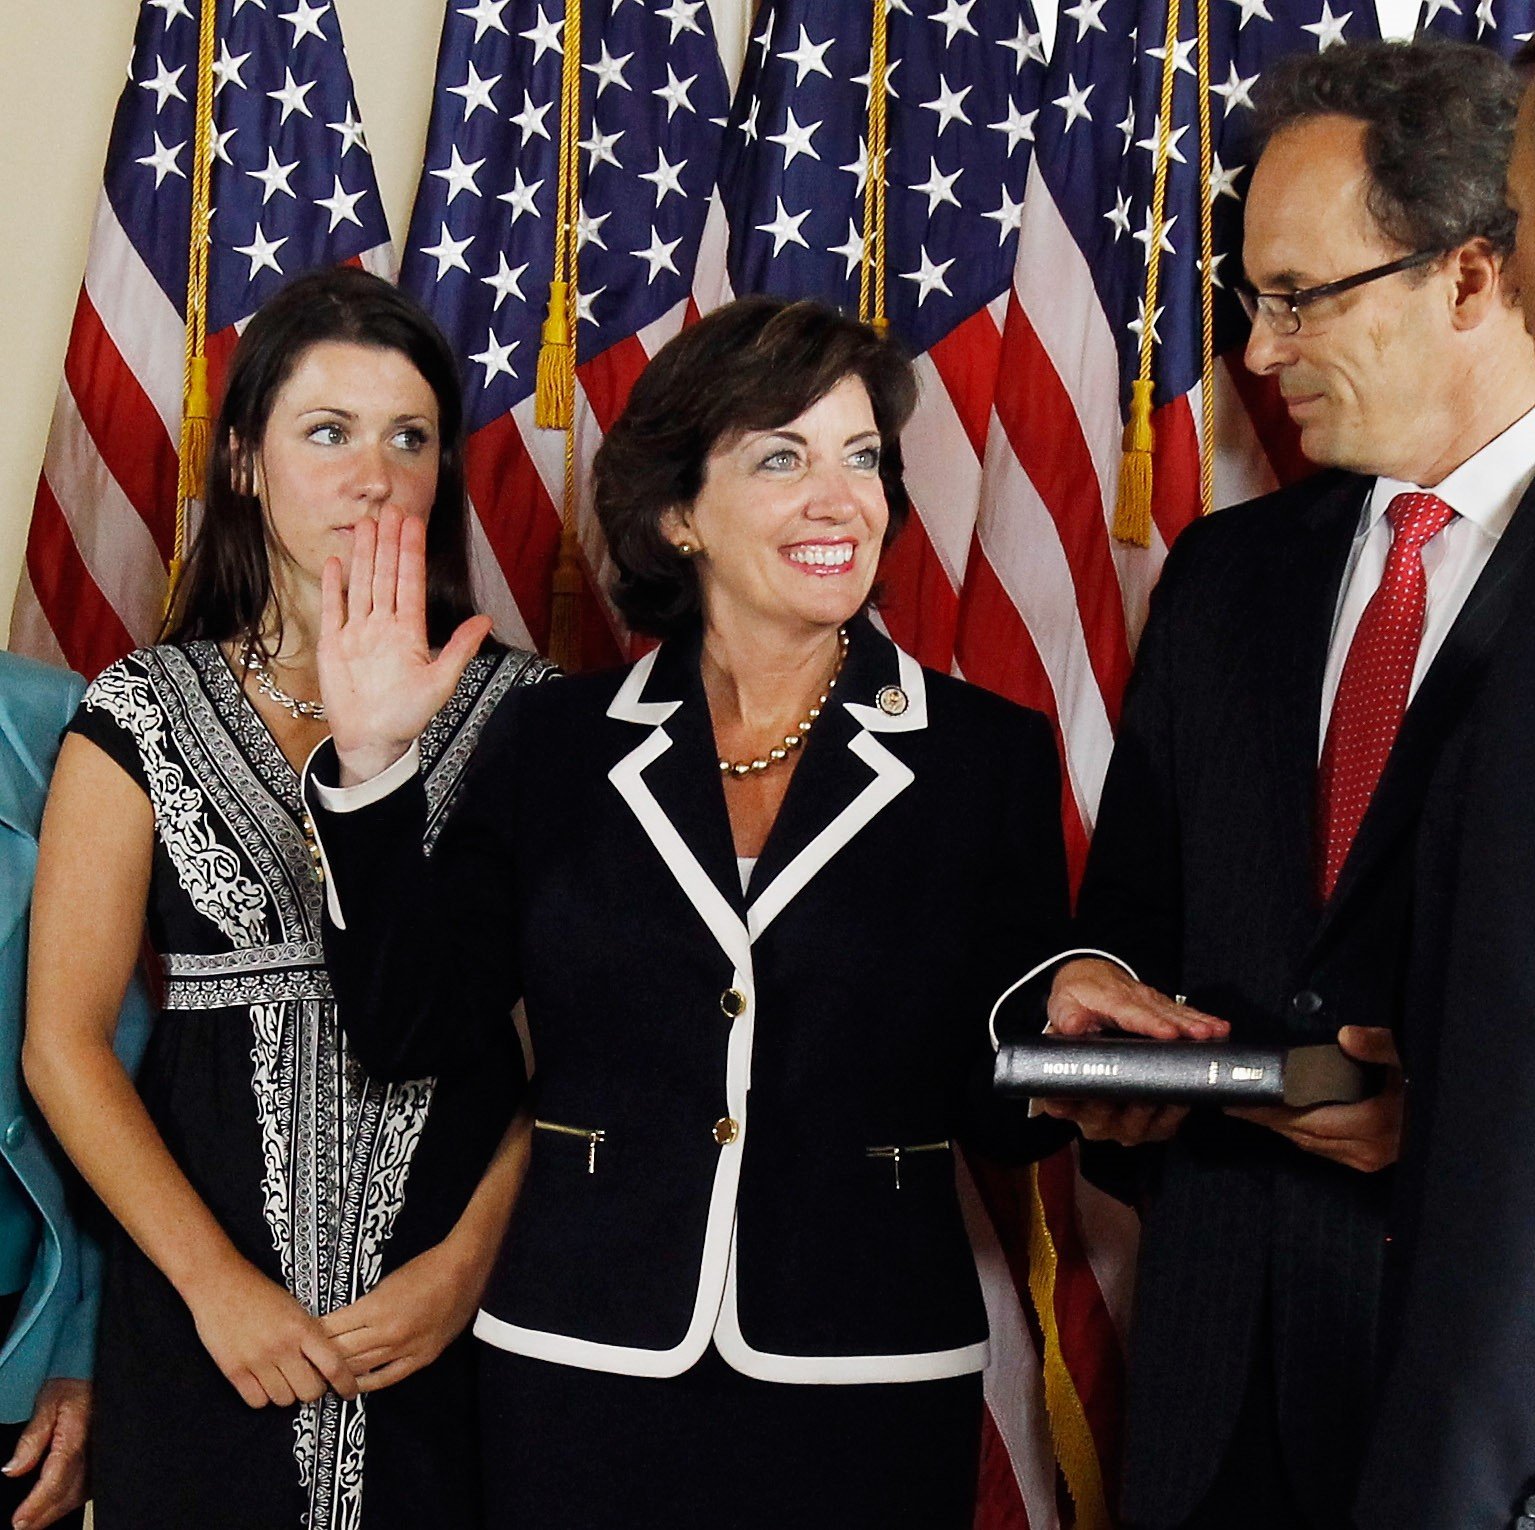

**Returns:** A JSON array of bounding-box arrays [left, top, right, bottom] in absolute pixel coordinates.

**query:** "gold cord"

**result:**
[[858, 0, 890, 335]]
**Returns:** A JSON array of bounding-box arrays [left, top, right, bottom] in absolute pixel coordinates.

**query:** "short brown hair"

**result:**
[[1252, 38, 1520, 260], [594, 297, 918, 639]]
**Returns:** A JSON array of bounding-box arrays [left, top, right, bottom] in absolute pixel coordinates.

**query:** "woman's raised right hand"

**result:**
[[319, 506, 492, 784], [185, 1254, 360, 1410]]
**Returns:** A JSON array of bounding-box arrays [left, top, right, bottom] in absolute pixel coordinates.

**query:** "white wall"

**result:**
[[0, 0, 1423, 646]]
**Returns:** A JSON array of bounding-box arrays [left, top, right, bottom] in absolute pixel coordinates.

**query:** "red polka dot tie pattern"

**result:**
[[1317, 492, 1456, 900]]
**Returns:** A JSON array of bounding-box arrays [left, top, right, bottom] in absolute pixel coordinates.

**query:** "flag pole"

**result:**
[[170, 0, 220, 613], [1113, 0, 1185, 548], [537, 0, 585, 670]]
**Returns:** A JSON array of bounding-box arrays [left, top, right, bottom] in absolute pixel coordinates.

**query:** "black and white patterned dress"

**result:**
[[68, 640, 552, 1530]]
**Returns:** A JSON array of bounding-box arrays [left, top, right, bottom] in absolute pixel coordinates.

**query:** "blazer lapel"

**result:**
[[607, 641, 751, 976], [746, 625, 920, 939], [1321, 481, 1535, 927], [1260, 474, 1369, 917]]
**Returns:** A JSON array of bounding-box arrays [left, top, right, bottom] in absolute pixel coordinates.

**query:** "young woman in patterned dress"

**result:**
[[24, 269, 550, 1529]]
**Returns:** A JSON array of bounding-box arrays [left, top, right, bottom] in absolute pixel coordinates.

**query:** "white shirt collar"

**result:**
[[1366, 404, 1535, 541]]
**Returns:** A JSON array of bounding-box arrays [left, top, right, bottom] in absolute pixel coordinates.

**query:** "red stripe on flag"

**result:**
[[954, 548, 1090, 883], [975, 1407, 1036, 1530], [579, 335, 652, 433], [928, 308, 1004, 459], [1224, 358, 1314, 489], [1150, 393, 1203, 553], [878, 510, 960, 672], [990, 310, 1133, 720], [25, 473, 138, 681], [61, 294, 179, 560], [466, 415, 564, 649]]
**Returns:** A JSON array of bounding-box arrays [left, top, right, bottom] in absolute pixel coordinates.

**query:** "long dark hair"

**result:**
[[163, 266, 477, 651]]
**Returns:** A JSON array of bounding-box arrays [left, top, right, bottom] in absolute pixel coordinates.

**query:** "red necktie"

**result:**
[[1316, 491, 1456, 900]]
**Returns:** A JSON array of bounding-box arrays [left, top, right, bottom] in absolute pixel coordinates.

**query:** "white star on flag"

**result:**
[[1303, 1, 1352, 48], [431, 146, 486, 203], [279, 0, 329, 46], [921, 77, 973, 137], [420, 223, 474, 279], [998, 16, 1045, 69], [768, 108, 822, 168], [1105, 189, 1133, 240], [268, 67, 317, 123], [1136, 117, 1189, 165], [655, 0, 706, 43], [654, 65, 698, 121], [248, 146, 300, 203], [577, 206, 612, 251], [212, 42, 251, 94], [459, 0, 511, 42], [829, 219, 866, 279], [779, 26, 834, 85], [639, 146, 689, 206], [481, 254, 529, 310], [135, 132, 186, 188], [140, 57, 187, 113], [982, 187, 1026, 245], [990, 100, 1038, 155], [328, 103, 367, 155], [584, 40, 634, 96], [1133, 208, 1178, 255], [235, 223, 288, 278], [1211, 63, 1259, 114], [756, 197, 812, 256], [1227, 0, 1275, 27], [510, 91, 553, 146], [448, 62, 500, 119], [1062, 0, 1109, 39], [1128, 296, 1165, 344], [1146, 36, 1198, 75], [316, 175, 366, 231], [1054, 76, 1095, 131], [518, 7, 563, 62], [580, 124, 625, 171], [911, 156, 964, 216], [469, 329, 519, 385], [497, 168, 544, 223], [634, 228, 684, 283], [900, 246, 956, 306], [930, 0, 979, 44]]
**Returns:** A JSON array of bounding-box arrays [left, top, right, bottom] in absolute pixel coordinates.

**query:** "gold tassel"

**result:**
[[858, 0, 890, 331], [1113, 378, 1155, 548], [167, 0, 219, 619], [548, 524, 583, 671], [1027, 1161, 1113, 1530], [1114, 0, 1183, 547], [535, 280, 573, 429]]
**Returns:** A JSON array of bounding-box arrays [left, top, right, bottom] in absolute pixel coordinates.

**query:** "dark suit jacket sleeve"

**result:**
[[961, 705, 1075, 1164], [308, 692, 526, 1086]]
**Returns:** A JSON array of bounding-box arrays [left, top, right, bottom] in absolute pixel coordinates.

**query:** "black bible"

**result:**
[[993, 1037, 1372, 1107]]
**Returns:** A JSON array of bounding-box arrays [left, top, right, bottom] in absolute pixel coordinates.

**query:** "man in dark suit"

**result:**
[[1035, 40, 1535, 1530], [1346, 47, 1535, 1530]]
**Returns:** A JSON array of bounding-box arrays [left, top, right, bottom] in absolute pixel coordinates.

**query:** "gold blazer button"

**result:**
[[720, 988, 747, 1020], [876, 685, 908, 717], [712, 1116, 740, 1146]]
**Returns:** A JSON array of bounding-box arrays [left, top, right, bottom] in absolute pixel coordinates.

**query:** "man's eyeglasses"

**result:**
[[1236, 249, 1444, 336]]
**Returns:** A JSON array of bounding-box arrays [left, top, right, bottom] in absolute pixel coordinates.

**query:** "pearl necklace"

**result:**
[[242, 648, 327, 721], [717, 627, 850, 779]]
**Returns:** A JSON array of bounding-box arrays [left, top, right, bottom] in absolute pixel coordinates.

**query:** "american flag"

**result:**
[[400, 0, 733, 665], [10, 0, 391, 677], [1419, 0, 1535, 52]]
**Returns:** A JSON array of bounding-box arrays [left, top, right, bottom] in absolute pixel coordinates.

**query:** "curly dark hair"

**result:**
[[164, 265, 477, 654], [1252, 37, 1521, 259], [593, 296, 918, 640]]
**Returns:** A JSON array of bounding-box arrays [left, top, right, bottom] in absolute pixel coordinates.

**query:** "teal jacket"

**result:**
[[0, 652, 151, 1422]]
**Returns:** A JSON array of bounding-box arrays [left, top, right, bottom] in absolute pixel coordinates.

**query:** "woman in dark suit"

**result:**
[[306, 297, 1069, 1527]]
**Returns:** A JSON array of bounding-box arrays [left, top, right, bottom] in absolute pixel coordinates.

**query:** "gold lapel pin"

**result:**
[[876, 686, 908, 717]]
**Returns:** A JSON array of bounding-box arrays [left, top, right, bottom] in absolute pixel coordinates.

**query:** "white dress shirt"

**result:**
[[1318, 405, 1535, 755]]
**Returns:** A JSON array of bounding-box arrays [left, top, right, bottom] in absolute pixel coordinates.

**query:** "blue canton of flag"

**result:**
[[402, 0, 730, 439], [719, 0, 1048, 353], [113, 0, 390, 334], [1420, 0, 1535, 54]]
